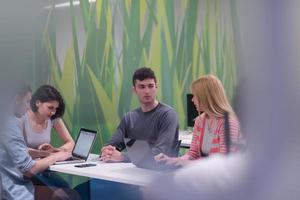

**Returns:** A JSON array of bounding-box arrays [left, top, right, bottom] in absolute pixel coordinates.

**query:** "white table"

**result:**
[[179, 130, 192, 148], [50, 154, 161, 186]]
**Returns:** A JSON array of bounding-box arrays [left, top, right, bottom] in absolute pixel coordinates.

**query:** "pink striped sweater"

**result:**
[[187, 113, 242, 159]]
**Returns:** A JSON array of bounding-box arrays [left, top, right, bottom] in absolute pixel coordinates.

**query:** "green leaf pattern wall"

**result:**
[[39, 0, 238, 152]]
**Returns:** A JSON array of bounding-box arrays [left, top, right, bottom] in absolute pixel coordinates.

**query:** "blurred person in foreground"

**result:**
[[147, 1, 300, 199], [0, 84, 73, 200], [155, 74, 243, 168]]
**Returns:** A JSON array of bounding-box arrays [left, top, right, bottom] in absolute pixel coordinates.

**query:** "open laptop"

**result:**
[[124, 138, 178, 171], [55, 128, 97, 165]]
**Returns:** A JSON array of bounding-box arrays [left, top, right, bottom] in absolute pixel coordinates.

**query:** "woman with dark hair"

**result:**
[[21, 85, 74, 191], [23, 85, 74, 158]]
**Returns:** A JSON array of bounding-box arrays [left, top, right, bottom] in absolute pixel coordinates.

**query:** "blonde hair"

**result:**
[[191, 74, 234, 118]]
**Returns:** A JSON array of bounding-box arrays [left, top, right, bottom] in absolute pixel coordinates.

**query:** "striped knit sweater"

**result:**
[[187, 113, 242, 159]]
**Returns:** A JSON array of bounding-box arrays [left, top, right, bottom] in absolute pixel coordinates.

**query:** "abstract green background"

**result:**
[[29, 0, 238, 155]]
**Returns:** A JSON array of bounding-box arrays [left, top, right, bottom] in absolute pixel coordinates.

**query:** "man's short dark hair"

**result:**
[[132, 67, 156, 86], [30, 85, 65, 120]]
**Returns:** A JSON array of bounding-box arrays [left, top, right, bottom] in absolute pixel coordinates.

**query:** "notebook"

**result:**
[[54, 128, 97, 165], [124, 138, 177, 171]]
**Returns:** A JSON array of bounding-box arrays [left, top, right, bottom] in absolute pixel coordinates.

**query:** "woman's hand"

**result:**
[[38, 143, 54, 151], [165, 157, 191, 167], [155, 153, 191, 167], [51, 151, 71, 162], [154, 153, 171, 163], [28, 148, 50, 159]]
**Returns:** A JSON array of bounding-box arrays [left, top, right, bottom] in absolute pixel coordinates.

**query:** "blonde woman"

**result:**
[[155, 74, 242, 167]]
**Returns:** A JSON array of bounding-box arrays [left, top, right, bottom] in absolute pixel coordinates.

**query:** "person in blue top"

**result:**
[[0, 84, 71, 200]]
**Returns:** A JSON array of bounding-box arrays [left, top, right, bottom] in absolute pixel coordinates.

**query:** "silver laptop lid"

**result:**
[[124, 138, 151, 164], [72, 128, 97, 160], [124, 138, 178, 171]]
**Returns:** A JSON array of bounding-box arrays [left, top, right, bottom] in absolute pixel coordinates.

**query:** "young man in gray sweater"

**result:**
[[74, 67, 180, 200], [101, 67, 179, 163]]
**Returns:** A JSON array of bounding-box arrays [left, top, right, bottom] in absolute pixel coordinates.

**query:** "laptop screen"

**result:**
[[72, 128, 97, 158]]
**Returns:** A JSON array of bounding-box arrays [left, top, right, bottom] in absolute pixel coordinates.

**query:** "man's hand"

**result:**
[[100, 145, 124, 162]]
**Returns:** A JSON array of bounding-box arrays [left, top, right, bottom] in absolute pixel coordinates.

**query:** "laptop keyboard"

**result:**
[[65, 156, 81, 161]]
